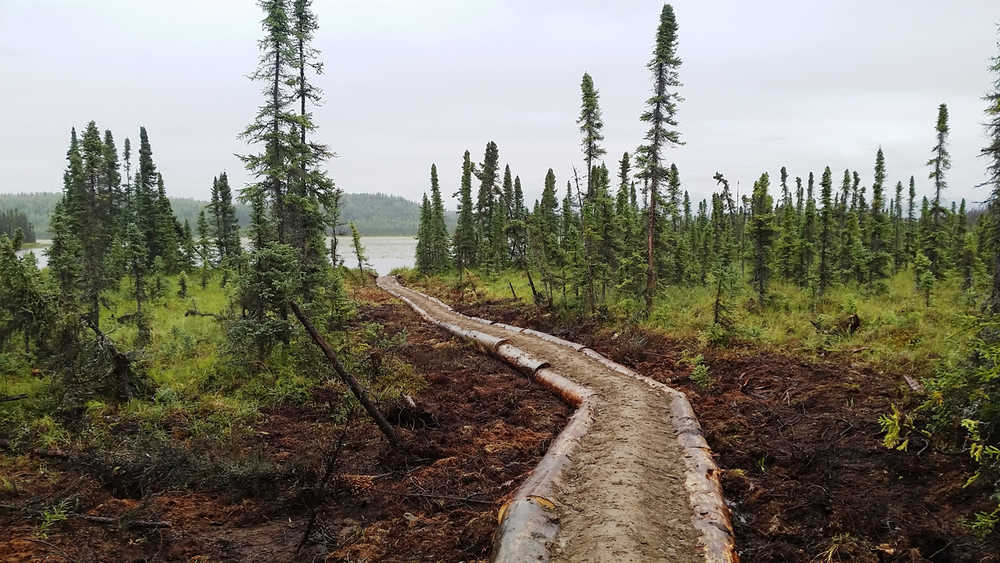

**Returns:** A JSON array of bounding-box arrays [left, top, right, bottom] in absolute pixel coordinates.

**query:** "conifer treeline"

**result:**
[[47, 123, 201, 331], [416, 4, 977, 314], [0, 209, 35, 243]]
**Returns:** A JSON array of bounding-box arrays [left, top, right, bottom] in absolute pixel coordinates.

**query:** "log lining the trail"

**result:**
[[377, 276, 736, 563]]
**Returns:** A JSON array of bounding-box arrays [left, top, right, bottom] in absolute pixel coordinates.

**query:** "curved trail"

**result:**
[[378, 276, 735, 562]]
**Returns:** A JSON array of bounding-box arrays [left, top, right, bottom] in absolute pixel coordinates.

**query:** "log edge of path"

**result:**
[[376, 275, 737, 563]]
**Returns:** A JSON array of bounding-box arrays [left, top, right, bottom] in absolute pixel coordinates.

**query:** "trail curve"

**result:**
[[377, 276, 736, 563]]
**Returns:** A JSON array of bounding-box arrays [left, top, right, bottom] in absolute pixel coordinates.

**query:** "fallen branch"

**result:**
[[296, 428, 349, 554], [24, 538, 73, 562], [382, 491, 493, 505], [0, 438, 68, 458], [0, 503, 170, 529], [0, 393, 28, 403], [184, 308, 225, 320], [290, 301, 402, 449]]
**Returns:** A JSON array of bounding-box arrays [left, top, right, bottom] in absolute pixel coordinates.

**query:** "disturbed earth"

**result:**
[[4, 280, 1000, 562], [435, 292, 1000, 563], [0, 287, 568, 562], [379, 276, 704, 562]]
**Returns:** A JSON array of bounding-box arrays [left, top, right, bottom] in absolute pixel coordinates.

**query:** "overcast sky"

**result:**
[[2, 1, 999, 210]]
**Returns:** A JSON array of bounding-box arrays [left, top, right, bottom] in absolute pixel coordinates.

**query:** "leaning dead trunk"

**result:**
[[289, 301, 402, 449]]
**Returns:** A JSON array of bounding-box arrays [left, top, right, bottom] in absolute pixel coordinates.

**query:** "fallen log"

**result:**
[[0, 438, 68, 458], [0, 394, 28, 403], [0, 503, 170, 529], [383, 491, 493, 505], [290, 301, 402, 450], [184, 308, 225, 320]]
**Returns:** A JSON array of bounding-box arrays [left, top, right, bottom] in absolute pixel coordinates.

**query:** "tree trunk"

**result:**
[[290, 301, 401, 449]]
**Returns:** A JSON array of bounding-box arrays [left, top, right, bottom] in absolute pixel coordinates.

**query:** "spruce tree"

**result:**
[[474, 142, 501, 266], [240, 0, 296, 246], [906, 176, 917, 261], [415, 193, 431, 273], [639, 4, 683, 311], [578, 72, 606, 198], [776, 167, 798, 279], [196, 209, 212, 288], [510, 175, 528, 266], [181, 219, 196, 272], [428, 163, 450, 272], [955, 199, 968, 261], [561, 181, 582, 301], [894, 180, 904, 271], [818, 166, 834, 293], [49, 128, 85, 301], [153, 173, 181, 273], [796, 173, 817, 287], [984, 35, 1000, 311], [927, 103, 952, 277], [748, 172, 776, 301], [868, 147, 891, 284], [214, 172, 241, 262], [284, 0, 338, 300], [497, 164, 514, 267], [535, 169, 562, 301], [78, 121, 118, 326], [350, 222, 368, 274], [453, 150, 477, 274], [123, 222, 150, 344]]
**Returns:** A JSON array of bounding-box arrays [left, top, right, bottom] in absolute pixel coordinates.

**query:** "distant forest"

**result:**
[[0, 208, 36, 243], [0, 192, 454, 238]]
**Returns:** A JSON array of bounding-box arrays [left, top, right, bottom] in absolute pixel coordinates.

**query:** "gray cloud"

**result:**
[[1, 0, 998, 211]]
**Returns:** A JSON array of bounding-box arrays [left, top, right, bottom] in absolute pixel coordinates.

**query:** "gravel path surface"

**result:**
[[379, 277, 701, 562]]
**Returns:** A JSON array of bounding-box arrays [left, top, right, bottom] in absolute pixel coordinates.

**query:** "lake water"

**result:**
[[14, 236, 417, 275]]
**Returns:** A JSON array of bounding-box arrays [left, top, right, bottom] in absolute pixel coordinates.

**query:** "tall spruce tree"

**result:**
[[639, 4, 683, 311], [285, 0, 338, 299], [428, 163, 450, 272], [578, 72, 606, 199], [536, 169, 562, 301], [906, 176, 917, 261], [776, 167, 798, 279], [153, 173, 181, 273], [796, 174, 817, 287], [415, 193, 432, 273], [818, 166, 834, 293], [474, 142, 501, 266], [749, 172, 776, 301], [894, 180, 905, 270], [453, 151, 477, 274], [869, 147, 891, 284], [78, 121, 118, 326], [927, 103, 952, 277], [984, 35, 1000, 311], [240, 0, 296, 247], [211, 172, 242, 263]]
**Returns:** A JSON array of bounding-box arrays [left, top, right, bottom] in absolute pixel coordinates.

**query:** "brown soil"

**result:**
[[435, 293, 1000, 563], [0, 289, 569, 562]]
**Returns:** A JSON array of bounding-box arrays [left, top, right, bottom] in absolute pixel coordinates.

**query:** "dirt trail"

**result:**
[[379, 276, 704, 562]]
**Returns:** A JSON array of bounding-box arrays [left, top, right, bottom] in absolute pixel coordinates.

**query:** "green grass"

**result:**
[[1, 268, 423, 459], [399, 266, 976, 379]]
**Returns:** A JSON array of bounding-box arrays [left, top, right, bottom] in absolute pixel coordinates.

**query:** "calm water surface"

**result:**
[[15, 236, 416, 275]]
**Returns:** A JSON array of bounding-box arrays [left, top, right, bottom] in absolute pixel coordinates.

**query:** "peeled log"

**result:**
[[492, 392, 595, 562], [495, 344, 549, 375]]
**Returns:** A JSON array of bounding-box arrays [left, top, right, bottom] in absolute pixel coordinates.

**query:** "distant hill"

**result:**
[[0, 192, 453, 238]]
